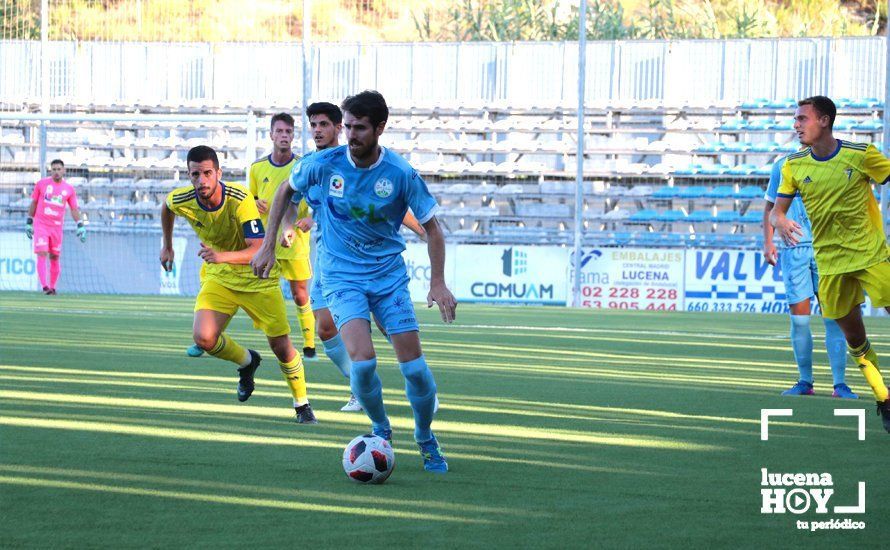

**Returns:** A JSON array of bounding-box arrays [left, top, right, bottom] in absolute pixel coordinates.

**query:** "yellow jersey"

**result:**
[[778, 140, 890, 275], [249, 153, 311, 261], [166, 182, 280, 292]]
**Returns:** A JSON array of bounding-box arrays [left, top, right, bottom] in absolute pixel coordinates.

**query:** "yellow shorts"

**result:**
[[818, 260, 890, 319], [277, 257, 312, 281], [194, 279, 291, 337]]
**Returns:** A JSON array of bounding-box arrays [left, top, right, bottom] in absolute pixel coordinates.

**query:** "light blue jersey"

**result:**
[[764, 156, 813, 249], [289, 145, 438, 283]]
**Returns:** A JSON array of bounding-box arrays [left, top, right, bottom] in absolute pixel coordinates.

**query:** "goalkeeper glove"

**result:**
[[25, 217, 33, 239], [76, 221, 86, 243]]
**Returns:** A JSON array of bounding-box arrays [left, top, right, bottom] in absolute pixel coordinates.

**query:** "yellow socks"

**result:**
[[279, 355, 308, 405], [849, 339, 890, 402], [296, 303, 316, 349], [207, 334, 250, 367]]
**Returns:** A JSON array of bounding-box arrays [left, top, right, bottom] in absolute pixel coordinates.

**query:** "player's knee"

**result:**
[[294, 289, 310, 305], [317, 320, 337, 341], [193, 332, 218, 351]]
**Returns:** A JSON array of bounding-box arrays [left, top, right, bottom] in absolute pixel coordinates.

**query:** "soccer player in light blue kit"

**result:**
[[763, 155, 855, 398], [254, 90, 457, 473]]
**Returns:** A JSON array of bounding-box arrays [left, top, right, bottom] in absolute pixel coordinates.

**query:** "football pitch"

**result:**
[[1, 292, 888, 547]]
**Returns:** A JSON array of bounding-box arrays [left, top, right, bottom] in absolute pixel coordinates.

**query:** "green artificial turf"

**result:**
[[0, 292, 887, 548]]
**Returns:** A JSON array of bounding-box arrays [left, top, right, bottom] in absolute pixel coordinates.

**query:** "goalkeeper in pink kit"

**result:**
[[26, 159, 86, 294]]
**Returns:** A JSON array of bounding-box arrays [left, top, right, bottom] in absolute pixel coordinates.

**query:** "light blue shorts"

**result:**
[[323, 271, 418, 335], [779, 245, 818, 306], [309, 272, 327, 312]]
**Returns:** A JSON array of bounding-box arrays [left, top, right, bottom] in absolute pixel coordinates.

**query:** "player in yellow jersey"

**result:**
[[250, 113, 318, 359], [161, 145, 317, 423], [771, 96, 890, 432]]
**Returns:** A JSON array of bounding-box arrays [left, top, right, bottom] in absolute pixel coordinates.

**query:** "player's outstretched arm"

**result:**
[[252, 179, 295, 278], [423, 217, 457, 323], [402, 209, 427, 242], [160, 203, 176, 272], [761, 201, 777, 266], [769, 196, 803, 247]]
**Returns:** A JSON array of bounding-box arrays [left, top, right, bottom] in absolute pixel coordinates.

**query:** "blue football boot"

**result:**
[[781, 380, 814, 396], [831, 383, 858, 399], [418, 434, 448, 473]]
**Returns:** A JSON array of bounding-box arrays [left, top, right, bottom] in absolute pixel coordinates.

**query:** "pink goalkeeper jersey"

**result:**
[[32, 177, 78, 227]]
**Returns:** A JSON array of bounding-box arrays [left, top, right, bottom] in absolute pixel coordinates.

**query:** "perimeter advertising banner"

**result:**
[[0, 232, 39, 291], [453, 244, 568, 305], [683, 248, 787, 314], [401, 242, 458, 303], [159, 237, 189, 295], [569, 248, 685, 311]]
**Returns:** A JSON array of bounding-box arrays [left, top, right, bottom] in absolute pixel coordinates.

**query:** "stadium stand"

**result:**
[[1, 100, 886, 247]]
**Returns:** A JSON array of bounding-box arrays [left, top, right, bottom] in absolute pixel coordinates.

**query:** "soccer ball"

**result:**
[[342, 434, 395, 484]]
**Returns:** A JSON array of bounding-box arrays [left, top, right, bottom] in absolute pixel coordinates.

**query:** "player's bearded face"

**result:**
[[188, 160, 221, 200], [344, 112, 383, 161], [271, 121, 294, 150], [50, 164, 64, 182]]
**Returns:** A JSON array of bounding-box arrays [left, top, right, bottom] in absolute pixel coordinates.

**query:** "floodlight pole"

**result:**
[[882, 1, 889, 235], [300, 0, 312, 156], [572, 0, 587, 307], [39, 0, 49, 178]]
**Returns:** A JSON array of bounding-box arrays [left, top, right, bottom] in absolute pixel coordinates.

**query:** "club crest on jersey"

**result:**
[[844, 168, 853, 180], [802, 176, 813, 185], [329, 174, 345, 198], [374, 178, 394, 198]]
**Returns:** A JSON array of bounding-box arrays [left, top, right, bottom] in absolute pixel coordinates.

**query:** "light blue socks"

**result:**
[[790, 315, 814, 383]]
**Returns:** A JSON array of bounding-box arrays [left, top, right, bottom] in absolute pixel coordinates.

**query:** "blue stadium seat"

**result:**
[[720, 119, 747, 131], [733, 186, 765, 199], [696, 142, 726, 153], [754, 164, 774, 176], [746, 119, 776, 131], [699, 164, 731, 175], [773, 119, 794, 131], [766, 98, 796, 109], [705, 185, 735, 199], [629, 209, 658, 222], [849, 98, 880, 109], [687, 210, 715, 223], [655, 210, 686, 223], [674, 164, 704, 176], [714, 210, 740, 223], [678, 186, 708, 199], [723, 141, 753, 152], [834, 97, 853, 108], [740, 210, 762, 224], [750, 141, 780, 153], [740, 98, 769, 109], [854, 120, 882, 132], [727, 164, 757, 175], [651, 186, 682, 199]]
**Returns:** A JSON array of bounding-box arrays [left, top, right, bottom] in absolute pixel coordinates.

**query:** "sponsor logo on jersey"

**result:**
[[329, 174, 345, 198], [802, 176, 812, 184]]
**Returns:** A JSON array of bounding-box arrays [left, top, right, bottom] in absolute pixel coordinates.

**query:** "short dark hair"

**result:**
[[341, 90, 388, 128], [50, 159, 64, 167], [186, 145, 219, 169], [306, 102, 343, 124], [270, 112, 295, 130], [799, 96, 837, 128]]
